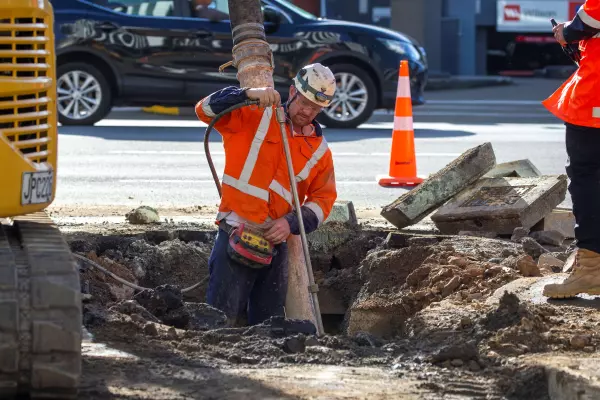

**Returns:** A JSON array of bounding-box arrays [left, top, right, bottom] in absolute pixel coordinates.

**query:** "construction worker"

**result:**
[[195, 63, 338, 326], [542, 0, 600, 298]]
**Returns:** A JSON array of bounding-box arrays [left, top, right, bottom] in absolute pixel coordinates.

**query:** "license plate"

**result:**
[[21, 170, 54, 205]]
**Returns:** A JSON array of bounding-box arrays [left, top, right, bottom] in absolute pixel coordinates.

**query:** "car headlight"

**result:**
[[377, 38, 422, 61]]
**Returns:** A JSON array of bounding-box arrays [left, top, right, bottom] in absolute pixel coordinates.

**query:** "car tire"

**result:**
[[316, 63, 377, 129], [56, 62, 113, 126]]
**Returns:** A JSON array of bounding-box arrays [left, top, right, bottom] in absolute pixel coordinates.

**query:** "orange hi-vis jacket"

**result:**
[[195, 86, 337, 234], [543, 0, 600, 128]]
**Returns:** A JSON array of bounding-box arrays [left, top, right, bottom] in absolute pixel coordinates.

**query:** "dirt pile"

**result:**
[[346, 236, 526, 338], [66, 221, 599, 400]]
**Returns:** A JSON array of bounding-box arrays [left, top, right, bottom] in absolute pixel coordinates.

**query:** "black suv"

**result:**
[[52, 0, 428, 128]]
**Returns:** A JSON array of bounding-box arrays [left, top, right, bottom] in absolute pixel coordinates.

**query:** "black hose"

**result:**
[[204, 99, 260, 198]]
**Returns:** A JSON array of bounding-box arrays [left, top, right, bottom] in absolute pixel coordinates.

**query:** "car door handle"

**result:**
[[96, 21, 120, 30]]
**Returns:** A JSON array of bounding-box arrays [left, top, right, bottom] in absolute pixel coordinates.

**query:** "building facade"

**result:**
[[298, 0, 584, 75]]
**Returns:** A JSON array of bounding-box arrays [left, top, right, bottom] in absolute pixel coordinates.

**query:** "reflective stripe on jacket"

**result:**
[[195, 86, 337, 234], [542, 0, 600, 128]]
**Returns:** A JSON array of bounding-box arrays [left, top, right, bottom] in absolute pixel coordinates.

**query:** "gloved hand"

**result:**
[[246, 87, 281, 109], [263, 217, 290, 244]]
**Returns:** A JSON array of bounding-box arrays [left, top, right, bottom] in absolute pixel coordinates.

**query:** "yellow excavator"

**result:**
[[0, 0, 82, 398]]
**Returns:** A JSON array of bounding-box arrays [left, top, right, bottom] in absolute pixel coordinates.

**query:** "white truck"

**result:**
[[491, 0, 584, 74]]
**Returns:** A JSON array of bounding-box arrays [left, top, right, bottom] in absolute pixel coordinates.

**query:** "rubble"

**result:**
[[61, 196, 597, 399], [531, 230, 565, 247], [126, 205, 160, 224]]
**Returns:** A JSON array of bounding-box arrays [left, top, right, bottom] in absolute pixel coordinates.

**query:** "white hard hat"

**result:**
[[292, 63, 337, 107]]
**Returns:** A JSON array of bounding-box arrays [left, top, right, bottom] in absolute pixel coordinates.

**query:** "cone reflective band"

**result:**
[[377, 60, 424, 187]]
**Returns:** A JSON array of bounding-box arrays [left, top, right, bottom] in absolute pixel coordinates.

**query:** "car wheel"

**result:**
[[316, 63, 377, 129], [56, 62, 112, 126]]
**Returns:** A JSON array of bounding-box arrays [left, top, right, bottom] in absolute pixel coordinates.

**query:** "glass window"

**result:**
[[90, 0, 176, 17], [188, 0, 230, 20], [274, 0, 317, 20]]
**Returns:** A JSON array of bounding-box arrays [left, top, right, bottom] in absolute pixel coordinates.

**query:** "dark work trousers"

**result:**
[[206, 227, 289, 326], [565, 122, 600, 254]]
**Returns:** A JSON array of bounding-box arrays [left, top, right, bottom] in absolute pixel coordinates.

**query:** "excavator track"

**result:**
[[0, 212, 81, 399]]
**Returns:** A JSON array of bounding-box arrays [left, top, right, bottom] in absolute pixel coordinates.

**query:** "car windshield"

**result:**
[[271, 0, 318, 20]]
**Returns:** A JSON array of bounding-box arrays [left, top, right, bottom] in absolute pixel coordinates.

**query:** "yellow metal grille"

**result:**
[[0, 16, 51, 165]]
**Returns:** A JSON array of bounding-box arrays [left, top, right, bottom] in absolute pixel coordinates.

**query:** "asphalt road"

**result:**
[[53, 78, 573, 211]]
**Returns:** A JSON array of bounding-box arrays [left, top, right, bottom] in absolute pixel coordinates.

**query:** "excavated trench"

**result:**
[[65, 222, 599, 399]]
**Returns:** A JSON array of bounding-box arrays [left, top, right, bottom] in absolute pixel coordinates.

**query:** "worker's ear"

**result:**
[[289, 85, 295, 98]]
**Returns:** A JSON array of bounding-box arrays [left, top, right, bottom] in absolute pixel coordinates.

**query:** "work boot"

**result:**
[[543, 248, 600, 298]]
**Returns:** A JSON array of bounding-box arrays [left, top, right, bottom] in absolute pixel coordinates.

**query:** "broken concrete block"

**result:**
[[324, 200, 358, 226], [431, 175, 568, 235], [522, 237, 549, 259], [381, 143, 496, 229], [484, 159, 541, 178], [531, 208, 575, 239], [531, 230, 565, 247], [511, 227, 530, 243], [538, 253, 564, 273], [307, 222, 354, 254], [382, 232, 445, 249]]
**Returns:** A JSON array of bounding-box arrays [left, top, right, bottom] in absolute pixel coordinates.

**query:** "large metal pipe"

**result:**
[[224, 0, 274, 88]]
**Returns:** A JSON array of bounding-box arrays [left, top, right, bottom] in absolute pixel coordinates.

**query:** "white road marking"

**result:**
[[412, 112, 553, 117], [423, 100, 542, 105]]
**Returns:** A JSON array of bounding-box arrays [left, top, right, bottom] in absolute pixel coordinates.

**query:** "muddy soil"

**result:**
[[60, 218, 597, 399]]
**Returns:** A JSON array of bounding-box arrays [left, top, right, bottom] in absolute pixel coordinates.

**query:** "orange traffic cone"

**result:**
[[377, 60, 423, 187]]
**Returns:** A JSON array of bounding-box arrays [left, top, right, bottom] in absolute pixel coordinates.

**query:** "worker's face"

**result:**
[[287, 86, 323, 127]]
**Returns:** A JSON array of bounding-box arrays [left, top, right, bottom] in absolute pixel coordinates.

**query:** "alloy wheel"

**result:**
[[57, 70, 102, 121], [323, 72, 368, 122]]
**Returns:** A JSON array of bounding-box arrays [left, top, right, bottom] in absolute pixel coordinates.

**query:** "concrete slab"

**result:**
[[324, 200, 358, 226], [531, 208, 576, 239], [525, 355, 600, 400], [431, 175, 568, 235], [484, 159, 542, 178], [381, 142, 496, 229], [486, 275, 600, 310]]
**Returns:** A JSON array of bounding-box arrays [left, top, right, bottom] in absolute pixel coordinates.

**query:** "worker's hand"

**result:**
[[246, 87, 281, 108], [553, 22, 567, 46], [263, 217, 290, 244]]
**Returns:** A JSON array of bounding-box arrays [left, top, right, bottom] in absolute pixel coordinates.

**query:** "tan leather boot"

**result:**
[[543, 248, 600, 298]]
